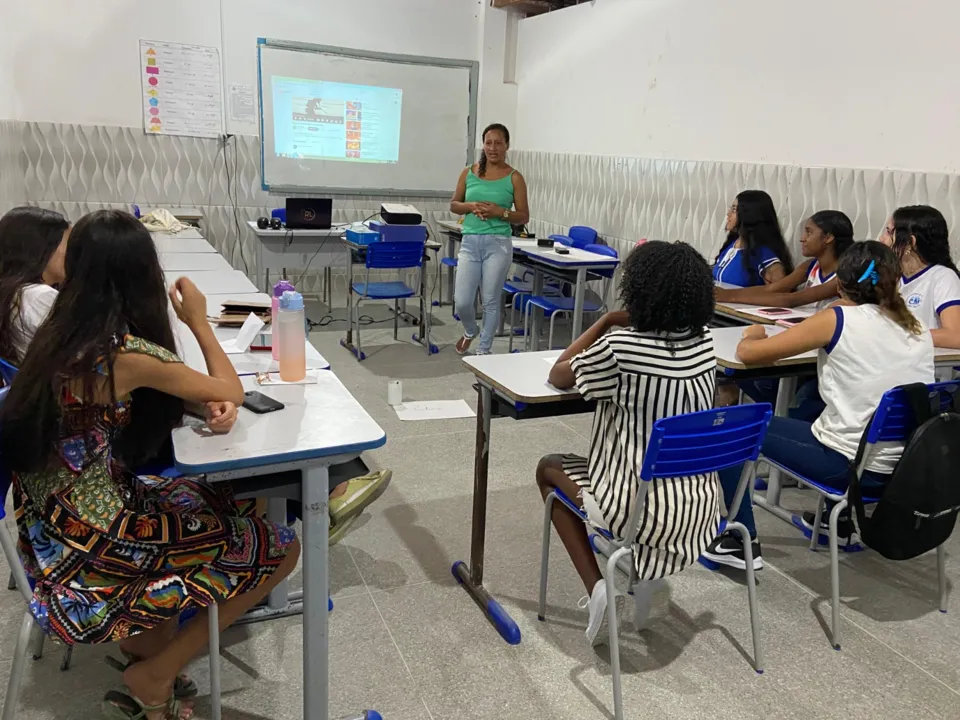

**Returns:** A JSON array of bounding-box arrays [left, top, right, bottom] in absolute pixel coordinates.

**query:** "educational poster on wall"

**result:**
[[140, 40, 223, 138]]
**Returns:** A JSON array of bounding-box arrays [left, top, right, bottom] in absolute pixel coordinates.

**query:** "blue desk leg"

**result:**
[[451, 384, 522, 645]]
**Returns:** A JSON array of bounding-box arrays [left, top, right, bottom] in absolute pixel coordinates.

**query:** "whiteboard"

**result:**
[[257, 38, 478, 196]]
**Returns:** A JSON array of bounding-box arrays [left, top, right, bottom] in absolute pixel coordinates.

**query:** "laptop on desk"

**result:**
[[285, 198, 333, 230]]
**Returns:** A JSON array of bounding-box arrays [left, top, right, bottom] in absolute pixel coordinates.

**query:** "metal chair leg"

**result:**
[[393, 299, 399, 340], [6, 572, 15, 591], [508, 295, 518, 352], [523, 301, 532, 353], [728, 520, 764, 672], [355, 299, 363, 361], [30, 623, 44, 661], [538, 492, 556, 621], [828, 500, 847, 649], [209, 603, 222, 720], [3, 611, 34, 720], [937, 544, 948, 613], [60, 645, 73, 671], [606, 548, 631, 720], [810, 496, 825, 551], [548, 312, 556, 350]]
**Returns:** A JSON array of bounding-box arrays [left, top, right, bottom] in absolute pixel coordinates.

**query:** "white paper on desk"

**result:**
[[219, 313, 264, 354], [257, 370, 320, 386], [394, 399, 476, 421]]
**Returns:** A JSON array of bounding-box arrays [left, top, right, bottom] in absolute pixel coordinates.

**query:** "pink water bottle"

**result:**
[[278, 290, 307, 382], [271, 280, 295, 360]]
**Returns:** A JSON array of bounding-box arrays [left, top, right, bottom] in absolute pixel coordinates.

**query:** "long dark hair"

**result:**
[[0, 207, 70, 363], [0, 210, 183, 472], [716, 190, 794, 282], [809, 210, 855, 260], [890, 205, 959, 277], [477, 123, 510, 178], [838, 241, 921, 335]]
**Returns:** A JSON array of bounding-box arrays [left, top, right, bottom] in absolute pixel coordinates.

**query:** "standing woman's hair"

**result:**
[[0, 206, 69, 363], [809, 209, 855, 259], [890, 205, 959, 277], [0, 210, 183, 472], [716, 190, 794, 283], [837, 240, 922, 335], [477, 123, 510, 178]]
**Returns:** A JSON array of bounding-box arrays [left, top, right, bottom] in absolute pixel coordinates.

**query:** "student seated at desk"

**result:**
[[0, 210, 299, 720], [878, 205, 960, 349], [718, 211, 855, 421], [0, 206, 70, 365], [703, 242, 934, 570], [536, 241, 719, 645], [715, 210, 854, 310], [713, 190, 794, 287]]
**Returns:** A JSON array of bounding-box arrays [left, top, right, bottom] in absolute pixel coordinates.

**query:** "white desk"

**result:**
[[164, 270, 258, 296], [143, 207, 203, 225], [246, 220, 347, 303], [160, 253, 232, 273], [177, 322, 331, 374], [715, 302, 814, 326], [172, 372, 385, 720], [205, 292, 272, 319], [153, 236, 216, 254]]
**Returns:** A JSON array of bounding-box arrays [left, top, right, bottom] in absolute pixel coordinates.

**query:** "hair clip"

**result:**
[[857, 259, 879, 286]]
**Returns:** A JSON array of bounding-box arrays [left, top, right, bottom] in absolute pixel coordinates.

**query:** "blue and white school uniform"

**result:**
[[900, 264, 960, 331], [798, 260, 839, 311], [712, 244, 782, 287]]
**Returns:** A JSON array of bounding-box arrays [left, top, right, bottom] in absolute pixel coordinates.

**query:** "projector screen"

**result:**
[[257, 39, 478, 195]]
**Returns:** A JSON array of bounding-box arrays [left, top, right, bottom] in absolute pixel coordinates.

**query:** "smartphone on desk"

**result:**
[[242, 391, 285, 414], [776, 317, 805, 328], [755, 307, 792, 316]]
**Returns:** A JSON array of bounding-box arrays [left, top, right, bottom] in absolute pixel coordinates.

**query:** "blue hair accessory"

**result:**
[[858, 259, 879, 285]]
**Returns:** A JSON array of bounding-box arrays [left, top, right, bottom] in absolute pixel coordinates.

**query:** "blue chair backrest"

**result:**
[[549, 234, 572, 247], [866, 381, 960, 444], [271, 208, 286, 223], [365, 240, 426, 270], [640, 404, 773, 481], [584, 243, 618, 259], [0, 358, 18, 386], [569, 226, 599, 248], [0, 386, 9, 520]]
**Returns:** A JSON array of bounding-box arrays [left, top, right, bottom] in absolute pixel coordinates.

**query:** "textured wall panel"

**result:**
[[0, 120, 25, 214]]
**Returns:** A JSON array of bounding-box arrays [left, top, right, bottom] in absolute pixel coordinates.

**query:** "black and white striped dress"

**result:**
[[563, 327, 720, 580]]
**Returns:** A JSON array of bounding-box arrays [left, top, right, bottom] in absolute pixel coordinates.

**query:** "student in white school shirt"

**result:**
[[537, 241, 719, 645], [0, 207, 70, 366], [878, 205, 960, 349]]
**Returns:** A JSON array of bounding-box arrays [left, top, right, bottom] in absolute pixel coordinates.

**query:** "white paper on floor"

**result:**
[[394, 399, 476, 421]]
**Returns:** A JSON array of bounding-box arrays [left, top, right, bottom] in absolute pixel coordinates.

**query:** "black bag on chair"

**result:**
[[848, 383, 960, 561]]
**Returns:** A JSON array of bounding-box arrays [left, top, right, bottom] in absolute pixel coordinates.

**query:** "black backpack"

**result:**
[[848, 383, 960, 561]]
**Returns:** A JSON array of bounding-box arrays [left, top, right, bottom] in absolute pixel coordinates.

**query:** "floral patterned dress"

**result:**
[[12, 334, 296, 644]]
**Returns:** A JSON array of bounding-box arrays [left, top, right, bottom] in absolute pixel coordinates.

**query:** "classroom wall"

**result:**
[[0, 0, 485, 285], [505, 0, 960, 264]]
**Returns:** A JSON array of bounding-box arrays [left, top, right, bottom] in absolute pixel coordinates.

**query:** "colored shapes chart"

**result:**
[[140, 40, 223, 139]]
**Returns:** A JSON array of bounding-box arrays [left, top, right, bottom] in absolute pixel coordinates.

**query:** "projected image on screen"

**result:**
[[272, 76, 402, 164]]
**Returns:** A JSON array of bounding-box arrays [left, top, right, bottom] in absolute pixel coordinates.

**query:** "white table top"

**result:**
[[160, 253, 233, 273], [151, 227, 203, 240], [438, 220, 463, 234], [153, 236, 216, 254], [165, 270, 258, 296], [246, 220, 348, 239], [518, 243, 619, 268], [205, 292, 272, 318], [172, 372, 386, 473], [177, 322, 330, 374], [463, 350, 573, 404], [715, 302, 814, 326]]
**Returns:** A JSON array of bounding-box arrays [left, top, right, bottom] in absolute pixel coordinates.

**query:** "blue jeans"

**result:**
[[455, 234, 513, 353], [720, 416, 889, 538], [737, 377, 825, 423]]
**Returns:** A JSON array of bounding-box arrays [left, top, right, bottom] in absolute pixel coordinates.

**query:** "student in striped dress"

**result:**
[[537, 241, 719, 645]]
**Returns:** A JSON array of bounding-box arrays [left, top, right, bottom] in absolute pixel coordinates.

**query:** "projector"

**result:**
[[380, 203, 422, 225]]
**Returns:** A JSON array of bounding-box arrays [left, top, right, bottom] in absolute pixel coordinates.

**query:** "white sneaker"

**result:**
[[579, 579, 625, 647]]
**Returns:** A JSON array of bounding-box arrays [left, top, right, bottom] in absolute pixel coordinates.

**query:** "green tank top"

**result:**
[[461, 169, 515, 236]]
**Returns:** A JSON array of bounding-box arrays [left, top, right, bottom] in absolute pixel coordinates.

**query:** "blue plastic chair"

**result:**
[[763, 381, 957, 650], [347, 240, 429, 361], [548, 225, 599, 250], [0, 387, 225, 720], [539, 403, 772, 720], [0, 358, 18, 387]]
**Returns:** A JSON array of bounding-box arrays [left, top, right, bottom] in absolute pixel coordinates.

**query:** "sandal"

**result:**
[[329, 470, 393, 526], [105, 654, 198, 699], [455, 334, 475, 355], [102, 690, 190, 719]]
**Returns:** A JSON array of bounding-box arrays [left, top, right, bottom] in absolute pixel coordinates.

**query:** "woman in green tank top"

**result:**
[[450, 123, 530, 355]]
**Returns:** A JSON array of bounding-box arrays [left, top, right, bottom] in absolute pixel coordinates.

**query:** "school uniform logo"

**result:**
[[907, 293, 923, 308]]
